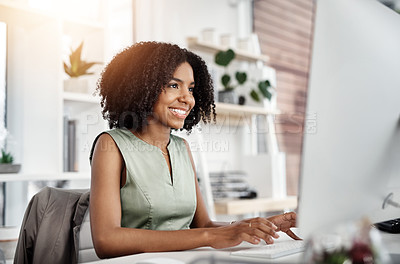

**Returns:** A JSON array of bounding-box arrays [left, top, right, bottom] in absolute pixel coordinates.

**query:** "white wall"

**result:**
[[134, 0, 252, 48]]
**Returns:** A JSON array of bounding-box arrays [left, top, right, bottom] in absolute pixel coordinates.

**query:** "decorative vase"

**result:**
[[63, 77, 89, 93], [238, 95, 246, 105], [218, 90, 238, 104], [0, 164, 21, 173]]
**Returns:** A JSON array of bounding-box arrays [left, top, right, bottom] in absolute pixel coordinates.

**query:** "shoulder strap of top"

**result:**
[[89, 131, 108, 165]]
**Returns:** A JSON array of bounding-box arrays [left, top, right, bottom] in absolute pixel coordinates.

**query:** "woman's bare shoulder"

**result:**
[[92, 132, 122, 160]]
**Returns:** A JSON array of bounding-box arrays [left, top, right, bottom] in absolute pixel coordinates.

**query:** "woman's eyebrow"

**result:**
[[171, 77, 195, 85]]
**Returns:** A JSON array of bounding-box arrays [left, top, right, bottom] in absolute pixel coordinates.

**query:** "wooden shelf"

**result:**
[[0, 172, 90, 182], [216, 102, 280, 117], [214, 196, 297, 215], [187, 37, 269, 63], [63, 91, 100, 104]]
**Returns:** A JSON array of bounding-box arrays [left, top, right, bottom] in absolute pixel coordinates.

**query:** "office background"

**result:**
[[0, 0, 398, 228]]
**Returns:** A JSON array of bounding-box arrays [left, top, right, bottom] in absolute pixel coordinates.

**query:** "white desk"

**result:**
[[380, 232, 400, 263], [82, 230, 400, 264]]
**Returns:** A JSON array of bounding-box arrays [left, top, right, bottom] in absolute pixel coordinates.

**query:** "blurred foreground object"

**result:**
[[304, 218, 392, 264]]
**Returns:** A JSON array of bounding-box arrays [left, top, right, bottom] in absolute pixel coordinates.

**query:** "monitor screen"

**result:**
[[0, 21, 6, 225], [298, 0, 400, 239], [0, 21, 6, 140]]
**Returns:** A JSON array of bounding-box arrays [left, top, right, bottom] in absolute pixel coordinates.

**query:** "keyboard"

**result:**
[[375, 218, 400, 233], [231, 240, 306, 259]]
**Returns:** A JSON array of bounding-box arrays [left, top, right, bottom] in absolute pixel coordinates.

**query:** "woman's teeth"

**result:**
[[170, 108, 186, 115]]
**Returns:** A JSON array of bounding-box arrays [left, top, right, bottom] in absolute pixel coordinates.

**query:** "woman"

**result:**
[[90, 41, 299, 259]]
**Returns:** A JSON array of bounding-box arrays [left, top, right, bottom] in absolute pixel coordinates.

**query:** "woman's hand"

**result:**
[[208, 217, 279, 249], [267, 212, 301, 240]]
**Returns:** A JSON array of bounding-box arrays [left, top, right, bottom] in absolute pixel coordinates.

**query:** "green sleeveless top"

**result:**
[[92, 128, 197, 230]]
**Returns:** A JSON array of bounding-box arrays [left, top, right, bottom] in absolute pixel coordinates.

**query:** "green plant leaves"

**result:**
[[250, 89, 260, 102], [221, 74, 231, 87], [63, 41, 101, 78], [215, 49, 235, 66], [0, 149, 13, 164], [249, 80, 272, 103], [235, 72, 247, 85], [258, 80, 272, 100]]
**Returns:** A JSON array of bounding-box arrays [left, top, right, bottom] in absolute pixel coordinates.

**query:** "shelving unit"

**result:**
[[188, 38, 289, 217], [216, 102, 280, 117], [0, 0, 107, 180], [0, 0, 137, 226], [63, 92, 100, 104], [187, 37, 269, 63]]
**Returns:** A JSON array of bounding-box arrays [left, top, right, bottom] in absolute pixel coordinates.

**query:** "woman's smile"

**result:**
[[169, 107, 190, 119]]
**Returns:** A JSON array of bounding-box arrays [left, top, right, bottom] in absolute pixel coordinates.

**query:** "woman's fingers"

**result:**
[[285, 229, 302, 240], [239, 232, 261, 245], [244, 217, 278, 230], [247, 222, 279, 239], [241, 221, 280, 245], [225, 213, 300, 248], [250, 227, 276, 244]]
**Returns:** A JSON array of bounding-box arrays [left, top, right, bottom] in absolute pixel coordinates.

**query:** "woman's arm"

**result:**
[[90, 134, 210, 258], [183, 139, 300, 241], [90, 134, 279, 258]]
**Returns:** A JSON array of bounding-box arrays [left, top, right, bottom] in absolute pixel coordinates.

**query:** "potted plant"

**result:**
[[214, 49, 247, 104], [0, 149, 20, 173], [63, 41, 101, 93], [214, 49, 274, 107], [249, 79, 274, 108]]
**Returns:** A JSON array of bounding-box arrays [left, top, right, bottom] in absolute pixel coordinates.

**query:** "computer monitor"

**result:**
[[298, 0, 400, 239]]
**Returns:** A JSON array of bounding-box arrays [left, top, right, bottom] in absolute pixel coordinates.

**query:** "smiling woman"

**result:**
[[89, 41, 299, 259]]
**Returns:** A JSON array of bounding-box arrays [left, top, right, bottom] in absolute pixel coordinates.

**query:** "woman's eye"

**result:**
[[168, 83, 178, 88], [189, 87, 194, 93]]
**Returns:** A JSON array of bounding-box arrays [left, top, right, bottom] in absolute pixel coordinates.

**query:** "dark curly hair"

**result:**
[[97, 41, 216, 133]]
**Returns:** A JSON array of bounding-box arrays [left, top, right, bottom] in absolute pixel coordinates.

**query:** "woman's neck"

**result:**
[[133, 125, 171, 151]]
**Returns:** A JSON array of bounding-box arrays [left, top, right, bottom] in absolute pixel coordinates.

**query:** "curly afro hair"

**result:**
[[97, 41, 216, 133]]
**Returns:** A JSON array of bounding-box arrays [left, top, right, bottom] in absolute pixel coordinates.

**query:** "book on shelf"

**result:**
[[63, 116, 78, 172], [213, 190, 257, 200], [209, 171, 257, 201], [63, 116, 68, 172]]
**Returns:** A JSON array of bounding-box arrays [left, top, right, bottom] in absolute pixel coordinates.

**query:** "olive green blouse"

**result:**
[[92, 128, 197, 230]]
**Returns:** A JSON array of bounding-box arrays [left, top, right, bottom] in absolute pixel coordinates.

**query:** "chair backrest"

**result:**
[[14, 187, 102, 264], [14, 187, 90, 264], [77, 208, 100, 263]]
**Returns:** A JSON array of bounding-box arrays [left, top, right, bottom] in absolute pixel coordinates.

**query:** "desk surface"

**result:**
[[82, 230, 400, 264], [214, 196, 297, 215]]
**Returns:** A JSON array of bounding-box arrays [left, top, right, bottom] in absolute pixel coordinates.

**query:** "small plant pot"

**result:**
[[218, 90, 238, 104], [238, 95, 246, 105], [63, 77, 89, 93], [0, 164, 21, 173]]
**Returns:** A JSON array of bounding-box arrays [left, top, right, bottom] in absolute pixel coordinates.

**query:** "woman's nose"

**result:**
[[179, 87, 194, 104]]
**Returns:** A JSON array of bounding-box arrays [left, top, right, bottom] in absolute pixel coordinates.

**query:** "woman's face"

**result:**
[[150, 62, 195, 130]]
